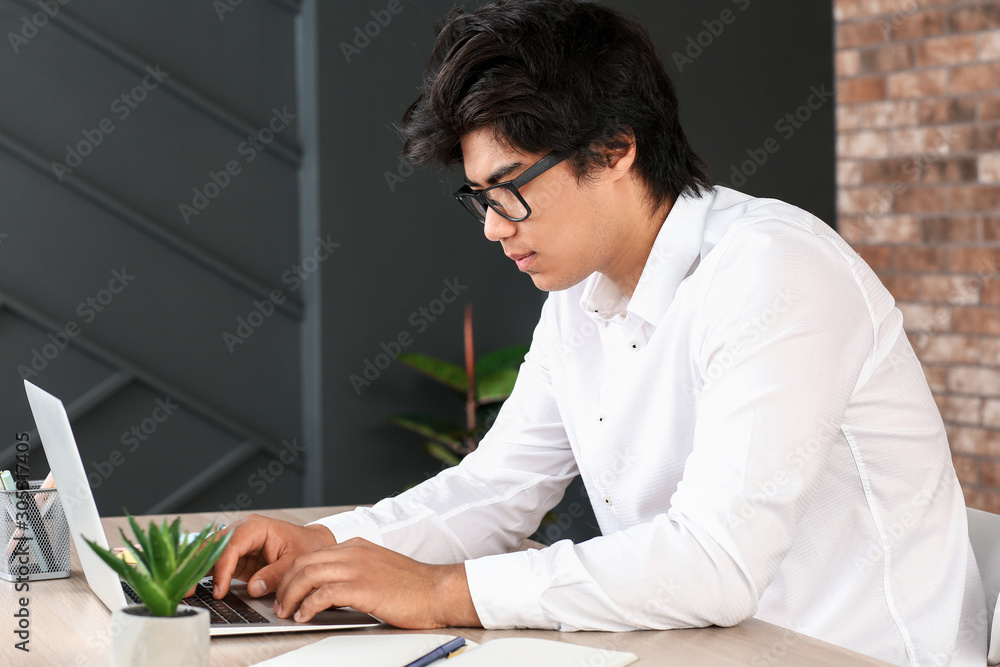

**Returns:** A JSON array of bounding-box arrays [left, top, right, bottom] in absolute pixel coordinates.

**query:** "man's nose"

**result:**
[[483, 209, 516, 242]]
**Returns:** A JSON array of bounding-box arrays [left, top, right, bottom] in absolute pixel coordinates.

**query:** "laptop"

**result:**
[[23, 379, 381, 635]]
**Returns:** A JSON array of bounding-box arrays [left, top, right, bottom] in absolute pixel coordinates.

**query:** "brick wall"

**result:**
[[834, 1, 1000, 510]]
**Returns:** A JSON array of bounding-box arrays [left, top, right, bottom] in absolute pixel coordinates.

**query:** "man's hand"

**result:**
[[207, 513, 337, 599], [273, 538, 482, 630]]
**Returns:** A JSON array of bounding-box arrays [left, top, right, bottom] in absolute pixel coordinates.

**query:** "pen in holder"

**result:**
[[1, 481, 72, 582]]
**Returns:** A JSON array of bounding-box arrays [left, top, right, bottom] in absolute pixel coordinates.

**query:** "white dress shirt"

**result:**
[[315, 186, 986, 665]]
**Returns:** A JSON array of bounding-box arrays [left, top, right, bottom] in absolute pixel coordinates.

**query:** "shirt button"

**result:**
[[629, 342, 639, 350], [603, 497, 613, 506], [597, 415, 606, 424]]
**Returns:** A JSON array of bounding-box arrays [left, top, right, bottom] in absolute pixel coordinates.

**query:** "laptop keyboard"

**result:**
[[122, 580, 270, 625]]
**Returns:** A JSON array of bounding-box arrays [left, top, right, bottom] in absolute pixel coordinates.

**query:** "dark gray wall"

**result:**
[[0, 0, 307, 516], [0, 1, 833, 538], [619, 0, 837, 224], [315, 0, 548, 507]]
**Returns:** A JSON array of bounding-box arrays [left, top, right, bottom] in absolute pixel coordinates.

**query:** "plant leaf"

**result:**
[[84, 536, 137, 581], [163, 532, 231, 603], [173, 524, 215, 572], [390, 414, 463, 448], [130, 575, 174, 617], [125, 512, 153, 571], [423, 441, 461, 467], [118, 528, 150, 576], [476, 368, 520, 404], [397, 353, 467, 393], [168, 517, 182, 553], [89, 516, 232, 617], [146, 519, 175, 582], [176, 524, 211, 564], [474, 345, 529, 379], [85, 536, 174, 616]]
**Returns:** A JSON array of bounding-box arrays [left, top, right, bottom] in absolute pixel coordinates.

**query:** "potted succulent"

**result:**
[[85, 513, 230, 667]]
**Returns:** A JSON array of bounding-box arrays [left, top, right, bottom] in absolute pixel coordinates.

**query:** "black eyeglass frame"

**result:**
[[453, 152, 569, 223]]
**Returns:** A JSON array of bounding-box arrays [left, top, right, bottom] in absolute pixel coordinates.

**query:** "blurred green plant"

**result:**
[[391, 304, 528, 469], [85, 512, 230, 617]]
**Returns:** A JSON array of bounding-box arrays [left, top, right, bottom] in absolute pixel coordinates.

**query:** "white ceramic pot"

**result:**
[[110, 605, 209, 667]]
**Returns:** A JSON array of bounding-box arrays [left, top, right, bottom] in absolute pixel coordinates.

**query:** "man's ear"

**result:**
[[604, 136, 637, 181]]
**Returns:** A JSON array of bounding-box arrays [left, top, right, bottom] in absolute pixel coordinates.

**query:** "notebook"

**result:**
[[23, 379, 381, 635], [250, 633, 639, 666]]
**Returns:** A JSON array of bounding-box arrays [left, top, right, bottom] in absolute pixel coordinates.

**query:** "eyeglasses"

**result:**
[[454, 152, 568, 223]]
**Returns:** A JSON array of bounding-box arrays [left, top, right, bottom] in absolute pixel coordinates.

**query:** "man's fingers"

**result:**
[[294, 584, 349, 623], [275, 551, 352, 618], [247, 559, 291, 598], [209, 546, 240, 598], [210, 520, 267, 598]]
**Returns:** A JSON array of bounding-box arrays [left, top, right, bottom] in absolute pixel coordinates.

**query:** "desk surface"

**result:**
[[7, 506, 892, 666]]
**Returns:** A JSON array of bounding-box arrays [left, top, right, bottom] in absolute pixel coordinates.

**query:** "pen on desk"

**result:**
[[402, 636, 467, 667]]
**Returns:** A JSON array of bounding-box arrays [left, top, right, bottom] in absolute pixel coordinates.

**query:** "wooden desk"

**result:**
[[10, 506, 891, 666]]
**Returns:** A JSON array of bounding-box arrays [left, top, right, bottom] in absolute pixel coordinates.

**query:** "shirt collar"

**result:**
[[580, 187, 716, 330]]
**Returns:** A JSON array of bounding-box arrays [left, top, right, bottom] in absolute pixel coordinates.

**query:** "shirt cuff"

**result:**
[[307, 508, 386, 547], [464, 550, 552, 629]]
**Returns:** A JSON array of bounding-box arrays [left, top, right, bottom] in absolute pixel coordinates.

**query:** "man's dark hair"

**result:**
[[400, 0, 712, 211]]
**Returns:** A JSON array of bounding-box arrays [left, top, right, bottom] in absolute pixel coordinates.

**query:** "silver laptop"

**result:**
[[23, 379, 381, 636]]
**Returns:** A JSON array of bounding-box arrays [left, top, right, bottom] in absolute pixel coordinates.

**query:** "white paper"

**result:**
[[251, 634, 472, 667], [250, 633, 638, 667], [449, 637, 638, 667]]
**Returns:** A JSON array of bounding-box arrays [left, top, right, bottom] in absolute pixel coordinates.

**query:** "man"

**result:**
[[207, 1, 985, 663]]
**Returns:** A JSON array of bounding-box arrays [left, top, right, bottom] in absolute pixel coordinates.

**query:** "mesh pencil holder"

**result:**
[[1, 481, 72, 582]]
